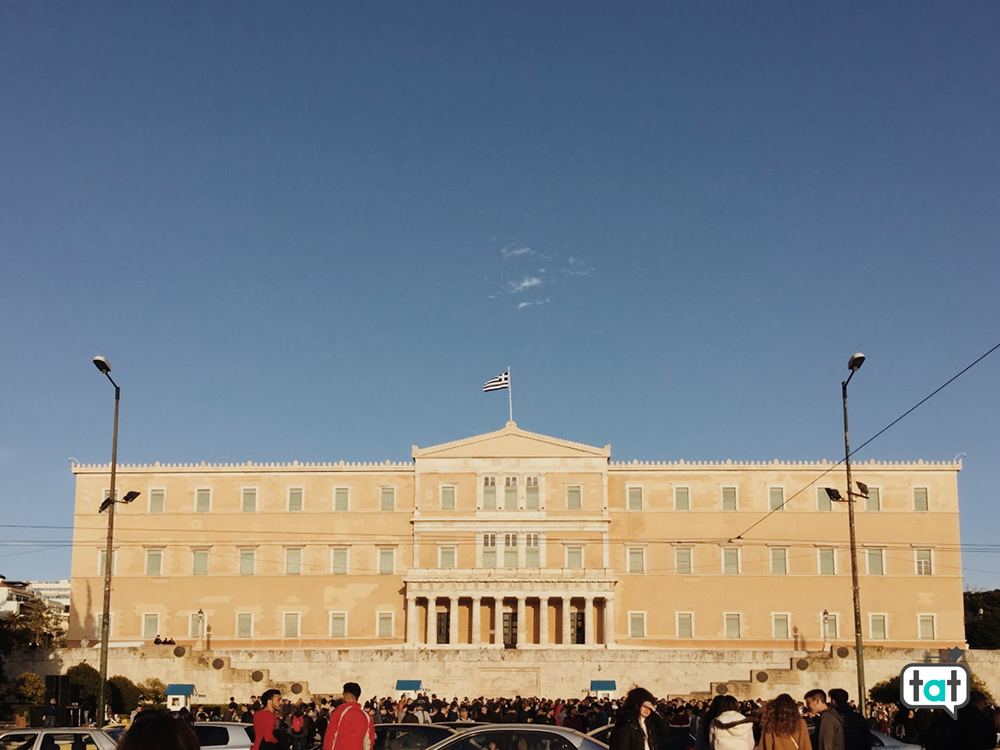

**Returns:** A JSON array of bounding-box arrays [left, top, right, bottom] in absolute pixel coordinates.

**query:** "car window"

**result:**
[[241, 726, 255, 742], [0, 734, 36, 750], [444, 730, 512, 750], [193, 726, 231, 747], [386, 729, 438, 750], [508, 732, 576, 750], [37, 734, 99, 750], [591, 728, 612, 744]]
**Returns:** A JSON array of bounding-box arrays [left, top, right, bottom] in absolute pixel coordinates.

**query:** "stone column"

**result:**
[[492, 597, 501, 646], [562, 596, 572, 645], [584, 596, 595, 645], [604, 597, 615, 647], [471, 596, 482, 645], [516, 595, 526, 647], [449, 596, 459, 646], [406, 595, 417, 646], [539, 596, 550, 645]]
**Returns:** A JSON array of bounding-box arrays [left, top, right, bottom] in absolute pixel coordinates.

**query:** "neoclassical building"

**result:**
[[67, 422, 964, 653]]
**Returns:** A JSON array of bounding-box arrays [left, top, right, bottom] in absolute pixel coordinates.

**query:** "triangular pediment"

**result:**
[[413, 422, 610, 460]]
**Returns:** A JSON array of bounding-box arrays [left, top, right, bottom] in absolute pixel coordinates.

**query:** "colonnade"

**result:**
[[404, 592, 615, 647]]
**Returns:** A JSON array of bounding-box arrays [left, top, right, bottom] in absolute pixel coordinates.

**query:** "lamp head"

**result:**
[[122, 491, 141, 504], [93, 356, 112, 375], [847, 352, 866, 372], [855, 481, 869, 498], [824, 488, 843, 501]]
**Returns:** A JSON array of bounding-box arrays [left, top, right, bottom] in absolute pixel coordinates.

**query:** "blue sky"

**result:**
[[1, 2, 997, 587]]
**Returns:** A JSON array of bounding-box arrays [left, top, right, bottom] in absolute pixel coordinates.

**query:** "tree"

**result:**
[[67, 663, 104, 710], [109, 675, 142, 713], [14, 672, 46, 704], [138, 677, 167, 704], [965, 589, 1000, 649], [870, 669, 994, 704]]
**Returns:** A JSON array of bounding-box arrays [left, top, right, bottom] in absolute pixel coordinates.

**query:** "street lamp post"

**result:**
[[842, 352, 867, 716]]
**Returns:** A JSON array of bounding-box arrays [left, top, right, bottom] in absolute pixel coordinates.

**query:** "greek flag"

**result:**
[[482, 371, 510, 392]]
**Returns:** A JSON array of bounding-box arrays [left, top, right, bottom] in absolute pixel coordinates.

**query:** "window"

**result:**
[[770, 548, 788, 576], [242, 488, 258, 513], [330, 612, 347, 638], [721, 487, 738, 511], [628, 612, 646, 638], [97, 549, 117, 576], [722, 548, 740, 575], [331, 548, 348, 575], [189, 612, 207, 639], [865, 486, 881, 512], [823, 613, 839, 639], [566, 546, 583, 569], [627, 486, 643, 511], [145, 549, 163, 576], [916, 549, 933, 576], [149, 489, 165, 514], [525, 476, 540, 509], [504, 533, 518, 567], [192, 549, 209, 576], [377, 612, 394, 638], [867, 549, 884, 576], [724, 613, 741, 639], [504, 476, 518, 510], [677, 612, 694, 638], [482, 534, 497, 567], [525, 534, 540, 567], [566, 486, 582, 510], [285, 548, 303, 575], [142, 613, 159, 639], [773, 613, 790, 639], [816, 488, 832, 512], [628, 547, 645, 574], [675, 547, 693, 575], [440, 486, 456, 510], [819, 548, 836, 576], [870, 614, 887, 641], [913, 487, 929, 512], [287, 487, 304, 513], [918, 614, 936, 640], [239, 548, 256, 576], [378, 548, 395, 575], [195, 488, 211, 513], [769, 487, 785, 511], [95, 612, 113, 638], [236, 613, 253, 638], [439, 547, 456, 569], [283, 612, 300, 638], [334, 487, 349, 512], [674, 487, 690, 511], [483, 476, 497, 509], [380, 487, 395, 512]]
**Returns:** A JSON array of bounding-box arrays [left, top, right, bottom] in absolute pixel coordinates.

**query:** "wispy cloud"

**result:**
[[518, 298, 551, 309], [501, 244, 534, 258], [507, 276, 542, 293], [562, 256, 594, 277]]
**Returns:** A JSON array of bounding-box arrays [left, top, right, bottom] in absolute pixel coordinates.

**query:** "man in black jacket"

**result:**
[[828, 689, 872, 750]]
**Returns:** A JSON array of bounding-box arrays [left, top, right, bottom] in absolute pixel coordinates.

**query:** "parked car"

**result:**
[[375, 724, 457, 750], [0, 728, 118, 750], [424, 724, 607, 750], [869, 730, 920, 749], [191, 722, 256, 749], [587, 724, 693, 750]]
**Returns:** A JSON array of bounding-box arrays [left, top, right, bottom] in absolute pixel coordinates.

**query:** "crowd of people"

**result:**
[[116, 682, 1000, 750]]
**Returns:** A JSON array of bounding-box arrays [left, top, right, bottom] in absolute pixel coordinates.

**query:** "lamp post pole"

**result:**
[[842, 353, 867, 716], [94, 356, 119, 728]]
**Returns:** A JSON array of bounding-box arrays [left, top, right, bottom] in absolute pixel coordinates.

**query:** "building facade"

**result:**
[[67, 422, 964, 653]]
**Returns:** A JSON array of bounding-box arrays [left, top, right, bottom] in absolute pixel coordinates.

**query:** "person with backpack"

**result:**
[[288, 705, 313, 750], [324, 682, 375, 750]]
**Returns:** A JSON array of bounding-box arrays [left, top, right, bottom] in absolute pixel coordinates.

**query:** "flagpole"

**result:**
[[507, 367, 513, 423]]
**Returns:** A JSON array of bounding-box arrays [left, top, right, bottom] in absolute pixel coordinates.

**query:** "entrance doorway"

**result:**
[[436, 612, 450, 644], [503, 611, 518, 648], [571, 612, 586, 644]]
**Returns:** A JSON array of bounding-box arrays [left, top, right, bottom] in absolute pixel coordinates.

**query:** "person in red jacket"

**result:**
[[324, 682, 375, 750], [252, 689, 283, 750]]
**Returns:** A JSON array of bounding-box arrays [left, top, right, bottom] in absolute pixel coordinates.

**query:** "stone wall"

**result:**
[[8, 646, 1000, 703]]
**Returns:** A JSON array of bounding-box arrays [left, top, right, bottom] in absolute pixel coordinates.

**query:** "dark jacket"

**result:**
[[812, 709, 844, 750], [610, 713, 660, 750], [833, 706, 871, 750]]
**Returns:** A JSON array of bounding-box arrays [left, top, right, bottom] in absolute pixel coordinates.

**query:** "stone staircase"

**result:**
[[708, 647, 854, 700]]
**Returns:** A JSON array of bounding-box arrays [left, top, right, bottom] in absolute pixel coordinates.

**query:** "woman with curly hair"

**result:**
[[757, 694, 811, 750], [610, 687, 660, 750]]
